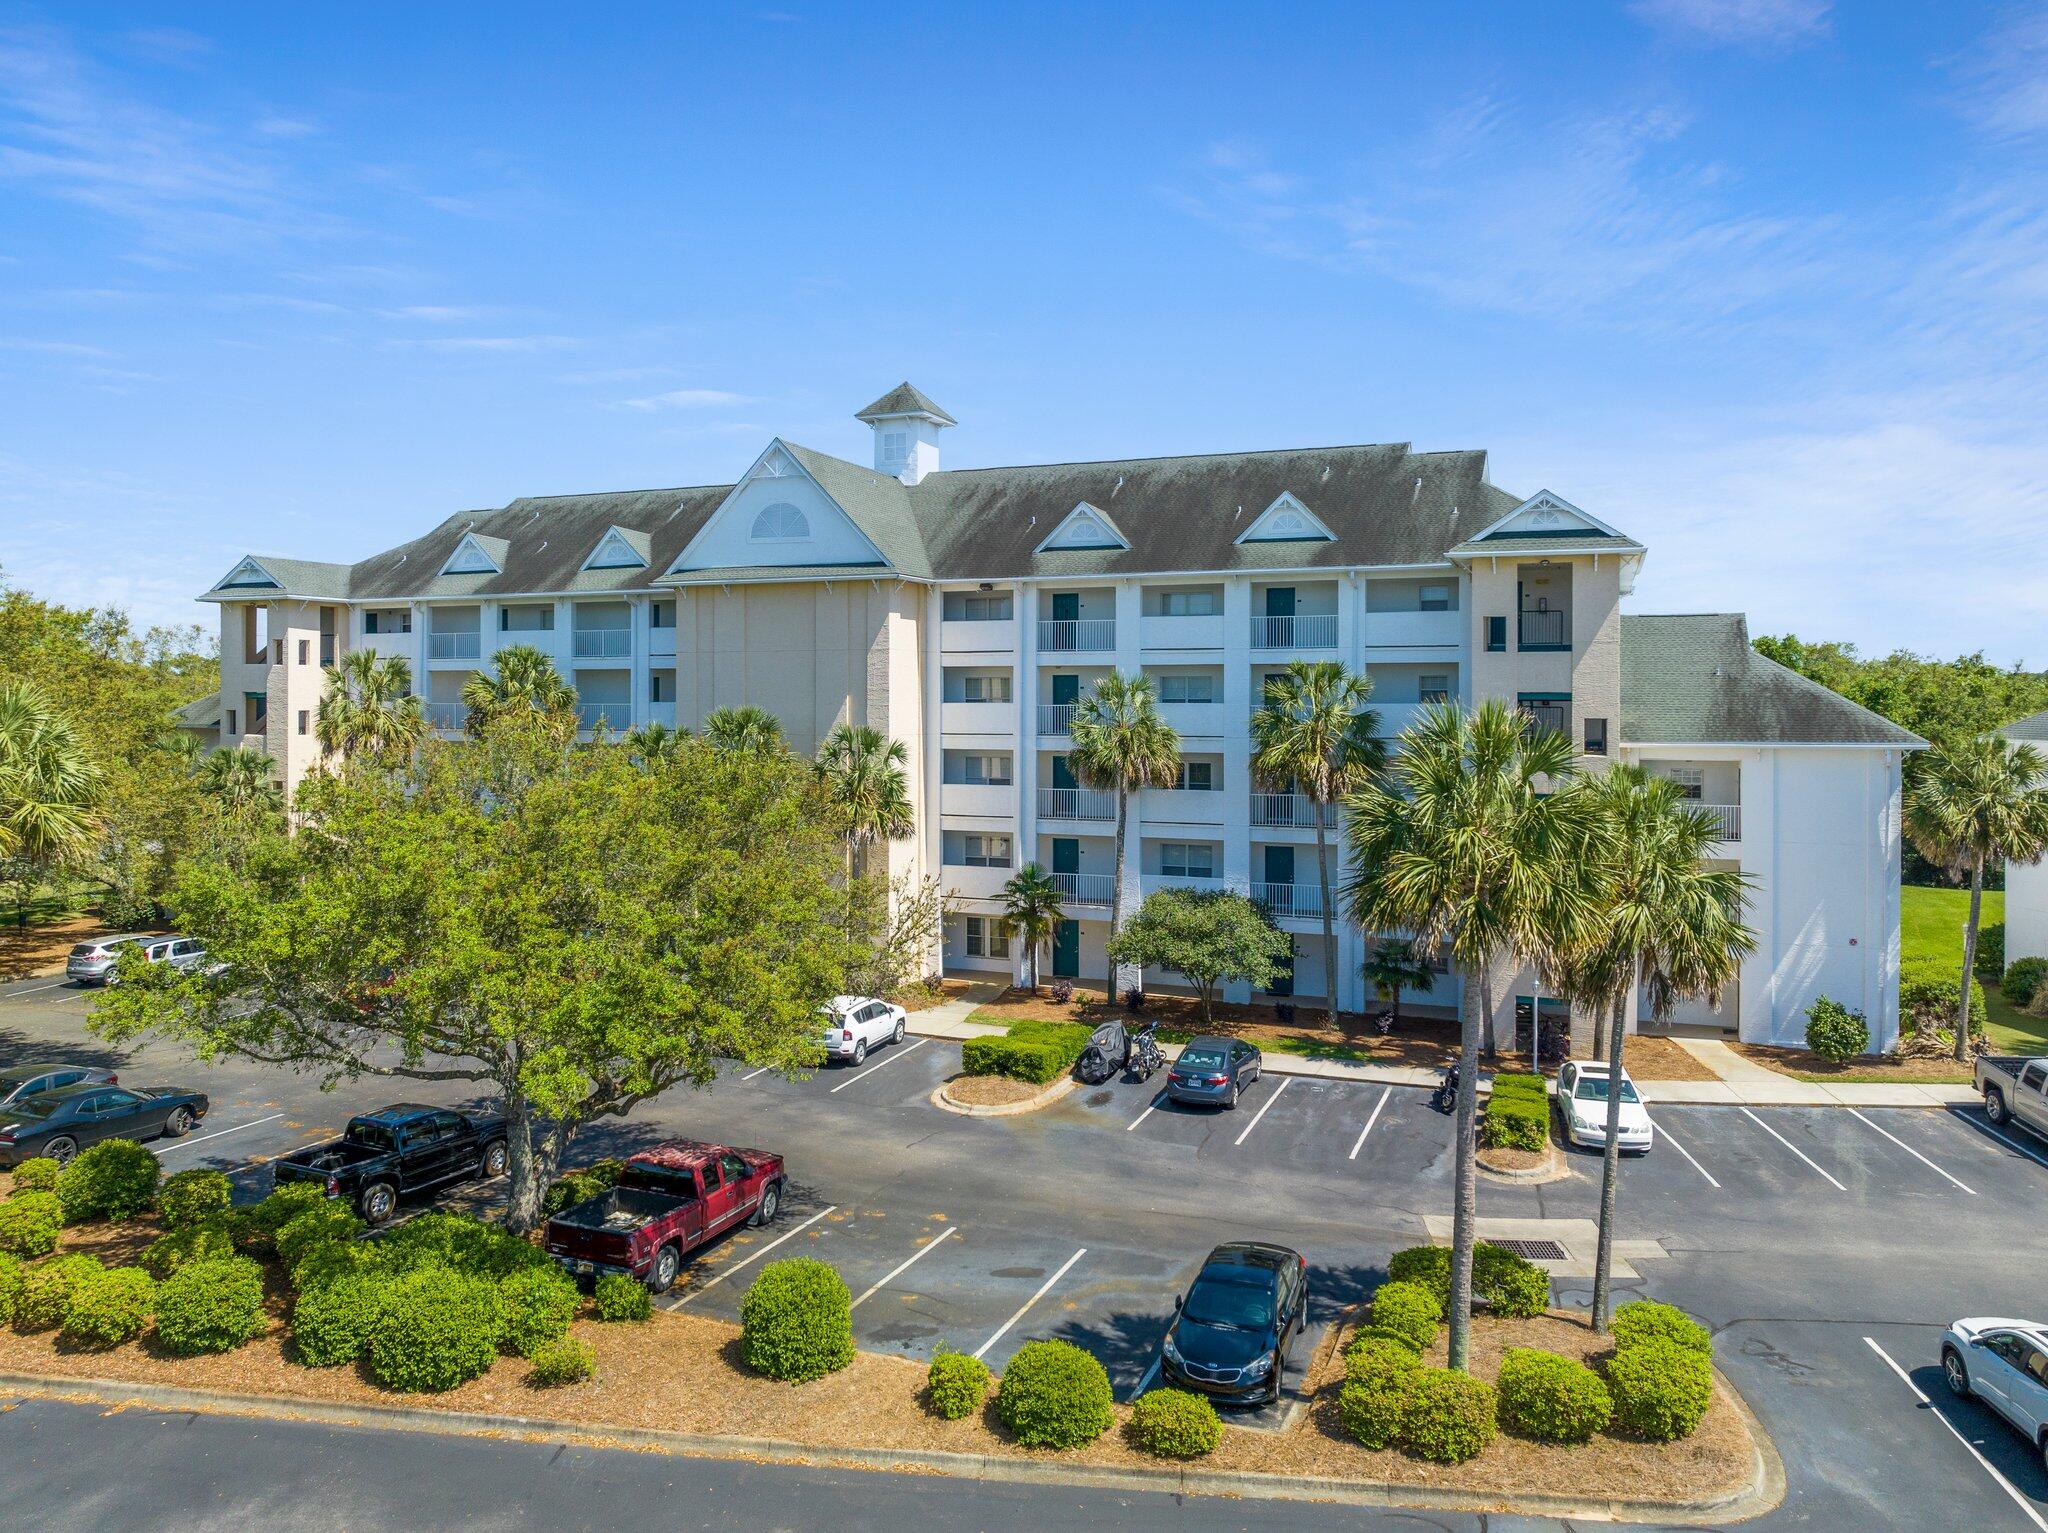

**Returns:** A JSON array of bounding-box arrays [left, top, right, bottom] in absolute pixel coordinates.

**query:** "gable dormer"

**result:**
[[1471, 490, 1627, 544], [215, 556, 282, 590], [582, 526, 650, 571], [662, 439, 896, 577], [1035, 502, 1130, 553], [1235, 491, 1335, 545], [439, 531, 506, 577]]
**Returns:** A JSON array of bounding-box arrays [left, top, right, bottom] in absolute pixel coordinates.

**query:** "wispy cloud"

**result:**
[[1951, 2, 2048, 142], [560, 364, 686, 386], [375, 304, 504, 322], [1629, 0, 1832, 51], [0, 336, 110, 356], [401, 334, 583, 354], [614, 387, 754, 411]]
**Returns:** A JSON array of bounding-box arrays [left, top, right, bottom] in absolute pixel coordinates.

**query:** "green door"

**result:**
[[1050, 673, 1080, 705], [1269, 938, 1295, 997], [1264, 845, 1295, 885], [1264, 587, 1296, 618], [1051, 838, 1080, 875], [1051, 919, 1080, 978], [1051, 755, 1077, 790], [1051, 592, 1080, 623]]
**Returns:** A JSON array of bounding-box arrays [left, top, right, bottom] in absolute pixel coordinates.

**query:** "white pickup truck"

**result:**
[[1977, 1055, 2048, 1142]]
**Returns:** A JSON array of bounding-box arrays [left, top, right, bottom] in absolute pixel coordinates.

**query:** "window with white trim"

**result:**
[[962, 754, 1012, 786], [964, 916, 1010, 958], [1159, 843, 1215, 878], [1173, 761, 1215, 792], [1157, 589, 1217, 617], [1157, 674, 1216, 704], [961, 672, 1012, 703], [749, 503, 810, 542], [944, 592, 1013, 621], [963, 834, 1012, 868], [1418, 673, 1450, 704], [1417, 584, 1451, 612], [1666, 766, 1704, 799]]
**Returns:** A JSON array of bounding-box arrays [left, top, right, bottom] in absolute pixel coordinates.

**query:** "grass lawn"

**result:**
[[1900, 883, 2046, 1055]]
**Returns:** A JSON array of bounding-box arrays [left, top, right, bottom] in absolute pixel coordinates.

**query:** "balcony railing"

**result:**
[[1038, 618, 1115, 653], [577, 702, 628, 733], [1697, 803, 1741, 841], [1518, 701, 1570, 739], [1518, 609, 1569, 649], [1253, 881, 1323, 918], [573, 628, 631, 659], [318, 636, 336, 668], [1250, 793, 1335, 829], [424, 701, 465, 730], [1251, 613, 1338, 650], [1051, 871, 1115, 907], [1038, 703, 1077, 736], [428, 631, 480, 660], [1037, 787, 1115, 822]]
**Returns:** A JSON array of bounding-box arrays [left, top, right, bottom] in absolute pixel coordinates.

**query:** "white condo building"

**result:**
[[188, 384, 1923, 1051]]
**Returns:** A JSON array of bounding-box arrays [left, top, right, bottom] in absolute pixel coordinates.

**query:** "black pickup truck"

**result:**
[[273, 1103, 509, 1224]]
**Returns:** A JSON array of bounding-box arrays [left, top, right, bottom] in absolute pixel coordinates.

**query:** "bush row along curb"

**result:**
[[0, 1365, 1782, 1522]]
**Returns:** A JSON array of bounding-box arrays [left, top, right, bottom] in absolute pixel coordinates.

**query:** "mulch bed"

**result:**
[[1730, 1042, 1975, 1084], [0, 917, 158, 983], [939, 1074, 1044, 1108]]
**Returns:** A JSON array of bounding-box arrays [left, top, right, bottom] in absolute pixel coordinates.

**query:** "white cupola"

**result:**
[[855, 381, 955, 485]]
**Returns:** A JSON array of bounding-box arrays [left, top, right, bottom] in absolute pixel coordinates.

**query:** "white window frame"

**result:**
[[1417, 584, 1451, 612], [749, 503, 811, 543], [1158, 674, 1216, 704], [1158, 589, 1218, 617], [1174, 761, 1215, 792], [1160, 842, 1214, 878], [961, 672, 1012, 703], [964, 834, 1012, 868]]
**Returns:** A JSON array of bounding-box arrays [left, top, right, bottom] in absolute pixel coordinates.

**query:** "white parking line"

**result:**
[[972, 1246, 1087, 1361], [678, 1205, 837, 1303], [1970, 1115, 2048, 1172], [1348, 1087, 1393, 1161], [150, 1112, 284, 1157], [1231, 1076, 1290, 1147], [1127, 1089, 1167, 1131], [1132, 1355, 1162, 1398], [828, 1036, 928, 1093], [739, 1065, 775, 1081], [1647, 1114, 1720, 1188], [4, 978, 69, 997], [1848, 1109, 1976, 1195], [1739, 1106, 1846, 1190], [1864, 1336, 2048, 1533], [851, 1223, 958, 1309]]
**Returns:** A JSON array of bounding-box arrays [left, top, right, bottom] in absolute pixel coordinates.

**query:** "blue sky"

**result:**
[[2, 2, 2045, 661]]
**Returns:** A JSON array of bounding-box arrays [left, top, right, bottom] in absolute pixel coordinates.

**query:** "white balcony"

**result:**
[[424, 701, 465, 730], [1140, 613, 1225, 651], [1051, 871, 1115, 907], [648, 627, 677, 657], [1253, 881, 1323, 919], [644, 701, 676, 728], [1250, 613, 1338, 650], [1038, 702, 1076, 737], [577, 702, 630, 733], [941, 700, 1016, 737], [1363, 609, 1462, 649], [1250, 793, 1335, 829], [573, 628, 632, 660], [1038, 618, 1116, 653], [942, 782, 1016, 819], [428, 632, 480, 661], [943, 863, 1014, 903], [1699, 803, 1741, 841], [1038, 787, 1116, 822], [1142, 787, 1226, 825], [942, 617, 1017, 655], [1158, 702, 1225, 737]]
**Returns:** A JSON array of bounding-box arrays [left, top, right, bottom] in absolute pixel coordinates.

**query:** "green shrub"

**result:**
[[239, 1183, 328, 1251], [1350, 1323, 1425, 1354], [291, 1234, 386, 1293], [1129, 1387, 1222, 1458], [1607, 1338, 1714, 1441], [2003, 955, 2048, 1006], [1496, 1347, 1612, 1444], [0, 1251, 20, 1325], [9, 1157, 60, 1193], [1977, 922, 2005, 980], [1481, 1080, 1550, 1151], [365, 1266, 504, 1392], [960, 1021, 1092, 1084], [1368, 1280, 1442, 1351], [925, 1350, 993, 1419], [291, 1270, 388, 1366], [1386, 1243, 1549, 1318], [375, 1212, 547, 1281], [53, 1139, 160, 1224], [499, 1265, 580, 1357], [593, 1272, 652, 1322], [541, 1159, 626, 1218], [59, 1263, 156, 1347], [154, 1257, 267, 1355], [156, 1169, 232, 1230], [16, 1253, 102, 1331], [1489, 1072, 1548, 1098], [993, 1339, 1114, 1449], [139, 1218, 239, 1279], [276, 1202, 366, 1273], [1610, 1299, 1711, 1357], [1339, 1334, 1423, 1449], [0, 1190, 63, 1258], [1398, 1367, 1498, 1463], [527, 1335, 596, 1386], [740, 1257, 854, 1382], [1803, 997, 1870, 1061], [1899, 960, 1989, 1041]]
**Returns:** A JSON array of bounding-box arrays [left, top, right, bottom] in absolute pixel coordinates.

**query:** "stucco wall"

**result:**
[[2008, 856, 2048, 970]]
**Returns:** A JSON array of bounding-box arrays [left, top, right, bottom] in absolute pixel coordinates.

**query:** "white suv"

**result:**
[[819, 995, 907, 1066]]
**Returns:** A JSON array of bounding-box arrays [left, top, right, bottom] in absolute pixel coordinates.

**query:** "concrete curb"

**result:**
[[0, 1365, 1782, 1522], [929, 1073, 1079, 1118], [1478, 1141, 1572, 1184]]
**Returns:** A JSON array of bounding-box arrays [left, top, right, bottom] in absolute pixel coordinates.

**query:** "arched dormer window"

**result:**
[[750, 502, 810, 543]]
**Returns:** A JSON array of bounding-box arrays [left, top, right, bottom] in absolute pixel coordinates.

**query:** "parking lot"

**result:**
[[4, 970, 2047, 1525]]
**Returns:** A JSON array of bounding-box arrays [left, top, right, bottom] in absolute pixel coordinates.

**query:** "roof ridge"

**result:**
[[503, 483, 733, 504], [922, 441, 1428, 477]]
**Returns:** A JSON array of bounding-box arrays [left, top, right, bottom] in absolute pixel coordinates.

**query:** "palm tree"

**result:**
[[1564, 767, 1754, 1331], [1251, 661, 1385, 1025], [0, 683, 105, 925], [154, 729, 205, 777], [702, 705, 785, 755], [1067, 673, 1180, 997], [1000, 863, 1066, 994], [1362, 938, 1435, 1029], [461, 645, 579, 738], [621, 722, 687, 770], [1345, 700, 1604, 1371], [196, 745, 283, 816], [317, 650, 426, 763], [1906, 735, 2048, 1062], [816, 724, 915, 881]]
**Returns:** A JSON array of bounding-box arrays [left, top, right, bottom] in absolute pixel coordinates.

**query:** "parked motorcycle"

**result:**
[[1432, 1063, 1460, 1114], [1126, 1023, 1165, 1081]]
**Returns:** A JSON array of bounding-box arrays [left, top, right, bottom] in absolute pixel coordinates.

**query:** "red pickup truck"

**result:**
[[543, 1140, 786, 1293]]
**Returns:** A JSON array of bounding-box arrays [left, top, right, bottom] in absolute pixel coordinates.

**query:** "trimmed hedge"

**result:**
[[960, 1020, 1093, 1084], [16, 1253, 102, 1331], [1129, 1387, 1222, 1459], [542, 1158, 626, 1218], [593, 1273, 652, 1322], [499, 1265, 580, 1357], [366, 1266, 504, 1392], [2003, 955, 2048, 1007], [291, 1270, 388, 1366], [157, 1169, 232, 1230], [1496, 1346, 1612, 1443], [1481, 1073, 1550, 1151], [140, 1218, 239, 1279], [926, 1351, 993, 1419], [0, 1190, 63, 1258], [276, 1202, 366, 1273], [528, 1335, 596, 1386], [1367, 1280, 1442, 1351], [155, 1256, 268, 1355], [59, 1263, 156, 1348], [0, 1251, 20, 1325], [740, 1257, 854, 1382], [1386, 1242, 1549, 1318], [1398, 1367, 1498, 1463], [9, 1157, 59, 1193], [1339, 1334, 1422, 1450], [54, 1139, 160, 1224], [994, 1339, 1114, 1448], [1610, 1299, 1711, 1357], [1607, 1337, 1714, 1441]]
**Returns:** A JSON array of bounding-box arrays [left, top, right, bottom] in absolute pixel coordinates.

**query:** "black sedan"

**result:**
[[0, 1082, 208, 1167], [1164, 1036, 1263, 1109], [1160, 1241, 1309, 1405], [0, 1065, 118, 1111]]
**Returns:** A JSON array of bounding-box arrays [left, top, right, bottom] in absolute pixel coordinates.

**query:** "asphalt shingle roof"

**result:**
[[855, 382, 956, 425], [1620, 614, 1924, 747], [1998, 708, 2048, 743]]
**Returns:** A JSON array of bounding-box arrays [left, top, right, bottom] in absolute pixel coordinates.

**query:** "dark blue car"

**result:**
[[1164, 1035, 1262, 1109], [1161, 1241, 1309, 1405]]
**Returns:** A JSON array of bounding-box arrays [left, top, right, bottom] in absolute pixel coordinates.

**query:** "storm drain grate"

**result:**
[[1491, 1238, 1568, 1261]]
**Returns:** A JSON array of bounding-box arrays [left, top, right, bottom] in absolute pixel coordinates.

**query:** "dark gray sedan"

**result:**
[[0, 1083, 208, 1166], [1165, 1036, 1263, 1110], [0, 1066, 119, 1112]]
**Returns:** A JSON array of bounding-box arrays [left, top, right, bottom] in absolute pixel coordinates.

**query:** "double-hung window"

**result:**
[[1173, 761, 1215, 792], [1160, 843, 1214, 879], [1417, 584, 1450, 612], [964, 916, 1011, 958], [1157, 674, 1215, 704], [1158, 589, 1217, 617], [961, 673, 1012, 703], [963, 834, 1012, 868], [962, 754, 1012, 786], [1417, 673, 1450, 704]]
